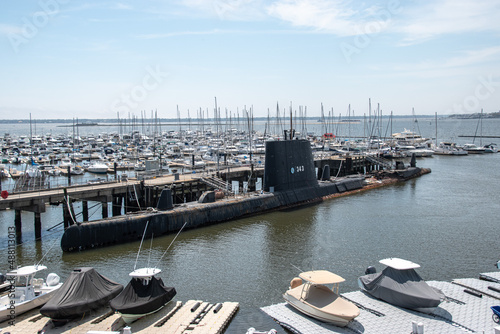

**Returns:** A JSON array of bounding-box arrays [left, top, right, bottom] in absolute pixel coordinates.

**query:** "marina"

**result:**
[[0, 116, 499, 333]]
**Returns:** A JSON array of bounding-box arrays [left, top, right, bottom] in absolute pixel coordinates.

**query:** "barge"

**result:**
[[61, 139, 429, 252]]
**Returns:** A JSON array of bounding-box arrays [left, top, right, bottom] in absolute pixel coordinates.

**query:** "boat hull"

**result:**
[[283, 283, 359, 327], [0, 284, 62, 322], [283, 292, 352, 327], [119, 303, 167, 324]]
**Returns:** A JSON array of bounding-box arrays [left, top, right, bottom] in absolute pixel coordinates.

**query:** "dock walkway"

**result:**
[[0, 299, 239, 334], [261, 271, 500, 333]]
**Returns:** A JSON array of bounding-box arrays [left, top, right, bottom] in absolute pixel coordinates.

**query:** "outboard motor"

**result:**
[[365, 266, 377, 275], [46, 273, 61, 287], [0, 273, 5, 284], [496, 260, 500, 270]]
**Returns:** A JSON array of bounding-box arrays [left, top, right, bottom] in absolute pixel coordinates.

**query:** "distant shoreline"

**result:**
[[0, 112, 498, 123]]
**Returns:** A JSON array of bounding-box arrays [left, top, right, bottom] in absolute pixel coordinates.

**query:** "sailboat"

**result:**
[[109, 222, 185, 323]]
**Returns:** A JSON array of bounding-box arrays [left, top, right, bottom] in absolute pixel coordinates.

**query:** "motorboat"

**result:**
[[109, 221, 182, 324], [358, 258, 445, 314], [40, 267, 123, 321], [483, 143, 498, 153], [433, 142, 468, 156], [109, 267, 176, 324], [0, 265, 62, 322], [462, 143, 486, 154], [283, 270, 360, 326], [87, 162, 109, 174]]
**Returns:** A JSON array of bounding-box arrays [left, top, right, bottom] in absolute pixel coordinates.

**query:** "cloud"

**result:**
[[114, 2, 133, 10], [399, 0, 500, 45], [266, 0, 398, 36], [370, 46, 500, 78], [0, 24, 23, 36], [179, 0, 267, 20]]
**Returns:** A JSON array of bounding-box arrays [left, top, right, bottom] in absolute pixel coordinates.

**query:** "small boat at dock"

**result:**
[[40, 267, 123, 322], [0, 265, 62, 322], [358, 258, 445, 314], [283, 270, 360, 326], [109, 268, 176, 324]]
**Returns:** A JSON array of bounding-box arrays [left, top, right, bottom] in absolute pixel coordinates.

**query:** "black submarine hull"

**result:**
[[61, 139, 425, 252]]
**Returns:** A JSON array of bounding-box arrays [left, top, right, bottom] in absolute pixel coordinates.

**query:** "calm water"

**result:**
[[0, 117, 499, 333]]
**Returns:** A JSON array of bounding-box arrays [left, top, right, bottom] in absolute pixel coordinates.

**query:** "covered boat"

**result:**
[[358, 258, 445, 313], [283, 270, 360, 327], [40, 267, 123, 320], [109, 268, 176, 324]]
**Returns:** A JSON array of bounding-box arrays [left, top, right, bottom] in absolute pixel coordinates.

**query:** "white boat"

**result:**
[[283, 270, 360, 326], [87, 162, 109, 174], [0, 265, 62, 322], [483, 143, 498, 153], [433, 142, 468, 156], [462, 143, 486, 154]]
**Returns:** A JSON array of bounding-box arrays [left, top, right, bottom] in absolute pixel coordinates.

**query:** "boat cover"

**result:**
[[109, 276, 176, 315], [40, 267, 123, 319], [359, 266, 444, 310]]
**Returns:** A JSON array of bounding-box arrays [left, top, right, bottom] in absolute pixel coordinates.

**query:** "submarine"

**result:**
[[61, 136, 428, 252]]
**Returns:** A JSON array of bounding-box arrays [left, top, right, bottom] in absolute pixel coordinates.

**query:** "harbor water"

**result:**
[[0, 117, 499, 333]]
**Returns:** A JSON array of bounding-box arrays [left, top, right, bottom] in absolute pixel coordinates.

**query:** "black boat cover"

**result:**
[[359, 267, 444, 311], [40, 267, 123, 319], [109, 277, 176, 315]]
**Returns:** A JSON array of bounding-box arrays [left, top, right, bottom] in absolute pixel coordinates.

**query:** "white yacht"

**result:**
[[87, 161, 109, 174]]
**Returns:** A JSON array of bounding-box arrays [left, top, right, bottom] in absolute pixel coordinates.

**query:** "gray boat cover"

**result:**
[[40, 267, 123, 320], [359, 267, 444, 311]]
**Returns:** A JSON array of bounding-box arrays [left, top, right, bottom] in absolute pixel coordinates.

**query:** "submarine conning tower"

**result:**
[[264, 139, 318, 192]]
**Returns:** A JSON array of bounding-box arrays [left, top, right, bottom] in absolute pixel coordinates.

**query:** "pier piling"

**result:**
[[101, 201, 108, 218], [82, 200, 89, 221], [15, 209, 22, 243], [34, 212, 41, 240]]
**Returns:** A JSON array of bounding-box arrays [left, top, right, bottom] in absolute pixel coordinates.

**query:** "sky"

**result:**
[[0, 0, 499, 119]]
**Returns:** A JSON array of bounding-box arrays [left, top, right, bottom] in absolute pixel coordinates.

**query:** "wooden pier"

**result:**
[[0, 166, 265, 242], [0, 155, 383, 243]]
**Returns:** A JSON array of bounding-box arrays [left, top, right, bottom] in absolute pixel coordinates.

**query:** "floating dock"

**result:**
[[261, 271, 500, 334], [0, 300, 239, 334]]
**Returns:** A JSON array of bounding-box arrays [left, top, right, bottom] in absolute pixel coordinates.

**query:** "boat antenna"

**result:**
[[134, 220, 150, 271], [147, 233, 154, 270], [154, 221, 188, 270], [35, 238, 59, 268], [291, 264, 303, 273]]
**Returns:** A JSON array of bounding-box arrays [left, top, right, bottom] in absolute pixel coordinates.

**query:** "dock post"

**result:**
[[82, 200, 89, 221], [62, 200, 70, 229], [102, 201, 108, 218], [67, 166, 71, 186], [125, 186, 130, 213], [34, 212, 41, 240], [155, 186, 159, 206], [112, 195, 122, 216], [15, 209, 22, 243]]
